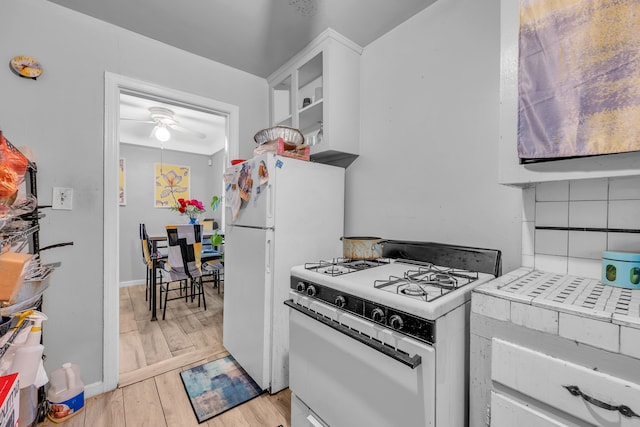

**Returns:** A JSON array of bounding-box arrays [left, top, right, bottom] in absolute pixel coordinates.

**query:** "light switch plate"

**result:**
[[52, 187, 73, 210]]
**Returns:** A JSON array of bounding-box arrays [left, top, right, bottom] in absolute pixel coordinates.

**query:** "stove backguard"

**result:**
[[382, 240, 502, 277]]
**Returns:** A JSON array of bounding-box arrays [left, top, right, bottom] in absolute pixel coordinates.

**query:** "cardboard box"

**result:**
[[0, 252, 32, 304], [277, 137, 310, 161], [253, 137, 310, 161], [0, 373, 19, 427]]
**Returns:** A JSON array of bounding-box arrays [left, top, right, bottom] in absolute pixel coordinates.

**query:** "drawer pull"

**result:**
[[563, 385, 640, 418]]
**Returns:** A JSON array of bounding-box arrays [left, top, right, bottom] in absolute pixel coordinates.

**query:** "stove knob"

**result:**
[[306, 285, 317, 297], [334, 295, 346, 308], [296, 282, 306, 292], [371, 308, 385, 323], [389, 314, 404, 330]]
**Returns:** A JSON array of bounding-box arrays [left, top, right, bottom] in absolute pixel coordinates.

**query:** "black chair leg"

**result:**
[[201, 278, 206, 311], [156, 270, 164, 313], [162, 283, 168, 320], [145, 267, 149, 302], [161, 276, 206, 319]]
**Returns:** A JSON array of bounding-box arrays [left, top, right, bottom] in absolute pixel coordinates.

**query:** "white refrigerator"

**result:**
[[223, 153, 345, 394]]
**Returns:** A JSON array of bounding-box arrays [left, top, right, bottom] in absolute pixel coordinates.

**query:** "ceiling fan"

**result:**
[[121, 107, 206, 142]]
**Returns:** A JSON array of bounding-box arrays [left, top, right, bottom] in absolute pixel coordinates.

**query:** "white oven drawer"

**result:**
[[491, 338, 640, 426], [292, 394, 329, 427], [288, 305, 436, 427]]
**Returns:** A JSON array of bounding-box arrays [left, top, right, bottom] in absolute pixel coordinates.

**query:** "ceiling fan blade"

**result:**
[[167, 123, 206, 139], [149, 125, 158, 139], [120, 118, 155, 124]]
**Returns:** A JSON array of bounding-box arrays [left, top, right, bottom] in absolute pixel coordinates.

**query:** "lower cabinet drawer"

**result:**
[[491, 338, 640, 426], [491, 391, 569, 427]]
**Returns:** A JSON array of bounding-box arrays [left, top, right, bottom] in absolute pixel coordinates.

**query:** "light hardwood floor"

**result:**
[[38, 281, 291, 426]]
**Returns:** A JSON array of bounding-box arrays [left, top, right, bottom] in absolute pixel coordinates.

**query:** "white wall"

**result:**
[[350, 0, 523, 273], [118, 144, 224, 283], [0, 0, 267, 391]]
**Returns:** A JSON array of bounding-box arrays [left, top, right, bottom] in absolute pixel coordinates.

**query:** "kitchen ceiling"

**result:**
[[46, 0, 436, 78], [119, 93, 227, 156]]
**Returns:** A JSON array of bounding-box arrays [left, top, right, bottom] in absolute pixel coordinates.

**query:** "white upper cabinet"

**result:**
[[268, 28, 362, 167]]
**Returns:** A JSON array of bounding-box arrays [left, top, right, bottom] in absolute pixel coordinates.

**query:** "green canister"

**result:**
[[602, 251, 640, 289]]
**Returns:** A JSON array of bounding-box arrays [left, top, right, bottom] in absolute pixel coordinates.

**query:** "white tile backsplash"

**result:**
[[608, 232, 640, 252], [567, 257, 602, 279], [568, 231, 606, 259], [536, 181, 569, 201], [535, 202, 569, 227], [522, 187, 535, 221], [521, 254, 534, 268], [535, 229, 568, 256], [609, 200, 640, 229], [569, 201, 608, 228], [534, 254, 568, 274], [524, 176, 640, 280], [609, 176, 640, 200], [522, 221, 534, 255], [569, 178, 608, 201]]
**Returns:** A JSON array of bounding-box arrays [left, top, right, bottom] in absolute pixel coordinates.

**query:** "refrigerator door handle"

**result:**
[[266, 238, 272, 274], [267, 184, 273, 221]]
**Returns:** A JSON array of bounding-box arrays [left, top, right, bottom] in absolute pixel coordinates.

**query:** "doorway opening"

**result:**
[[104, 72, 239, 391]]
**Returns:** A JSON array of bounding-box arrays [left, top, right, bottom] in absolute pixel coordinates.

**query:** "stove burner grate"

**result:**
[[305, 257, 391, 276], [402, 284, 429, 297], [374, 263, 479, 302]]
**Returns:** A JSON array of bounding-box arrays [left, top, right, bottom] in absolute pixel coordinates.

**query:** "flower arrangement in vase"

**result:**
[[171, 198, 206, 224]]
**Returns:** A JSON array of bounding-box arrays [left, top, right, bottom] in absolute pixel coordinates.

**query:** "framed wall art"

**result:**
[[154, 163, 190, 208], [518, 0, 640, 163]]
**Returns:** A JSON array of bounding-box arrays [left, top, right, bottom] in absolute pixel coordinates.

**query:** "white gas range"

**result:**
[[285, 241, 501, 427]]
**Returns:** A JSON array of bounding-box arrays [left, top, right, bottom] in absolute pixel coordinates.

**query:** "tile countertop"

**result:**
[[472, 268, 640, 359]]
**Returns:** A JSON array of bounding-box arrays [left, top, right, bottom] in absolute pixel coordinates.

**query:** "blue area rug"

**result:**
[[180, 355, 264, 423]]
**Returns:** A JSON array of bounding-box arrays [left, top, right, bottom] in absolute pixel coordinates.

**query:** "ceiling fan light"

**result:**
[[155, 125, 170, 142]]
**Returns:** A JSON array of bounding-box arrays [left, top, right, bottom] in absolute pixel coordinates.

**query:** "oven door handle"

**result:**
[[284, 299, 423, 369]]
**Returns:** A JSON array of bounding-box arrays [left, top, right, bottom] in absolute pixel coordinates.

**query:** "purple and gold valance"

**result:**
[[518, 0, 640, 162]]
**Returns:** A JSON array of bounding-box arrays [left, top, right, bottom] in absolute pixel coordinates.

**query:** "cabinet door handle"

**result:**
[[563, 385, 640, 418]]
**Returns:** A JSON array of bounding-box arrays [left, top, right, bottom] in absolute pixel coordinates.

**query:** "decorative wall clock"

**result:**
[[10, 56, 43, 79]]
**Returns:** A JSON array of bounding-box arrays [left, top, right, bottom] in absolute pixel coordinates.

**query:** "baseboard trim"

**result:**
[[120, 279, 145, 288], [84, 380, 108, 399]]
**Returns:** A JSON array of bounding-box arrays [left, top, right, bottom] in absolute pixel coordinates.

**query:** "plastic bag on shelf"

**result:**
[[0, 132, 28, 206], [8, 195, 36, 217], [0, 194, 37, 234]]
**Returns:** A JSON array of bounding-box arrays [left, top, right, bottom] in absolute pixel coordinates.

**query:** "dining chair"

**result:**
[[201, 218, 214, 231], [202, 258, 224, 294], [139, 224, 166, 310], [160, 224, 207, 320], [200, 227, 224, 293]]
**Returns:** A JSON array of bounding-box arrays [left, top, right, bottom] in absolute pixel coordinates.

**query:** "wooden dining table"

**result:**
[[148, 230, 223, 321]]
